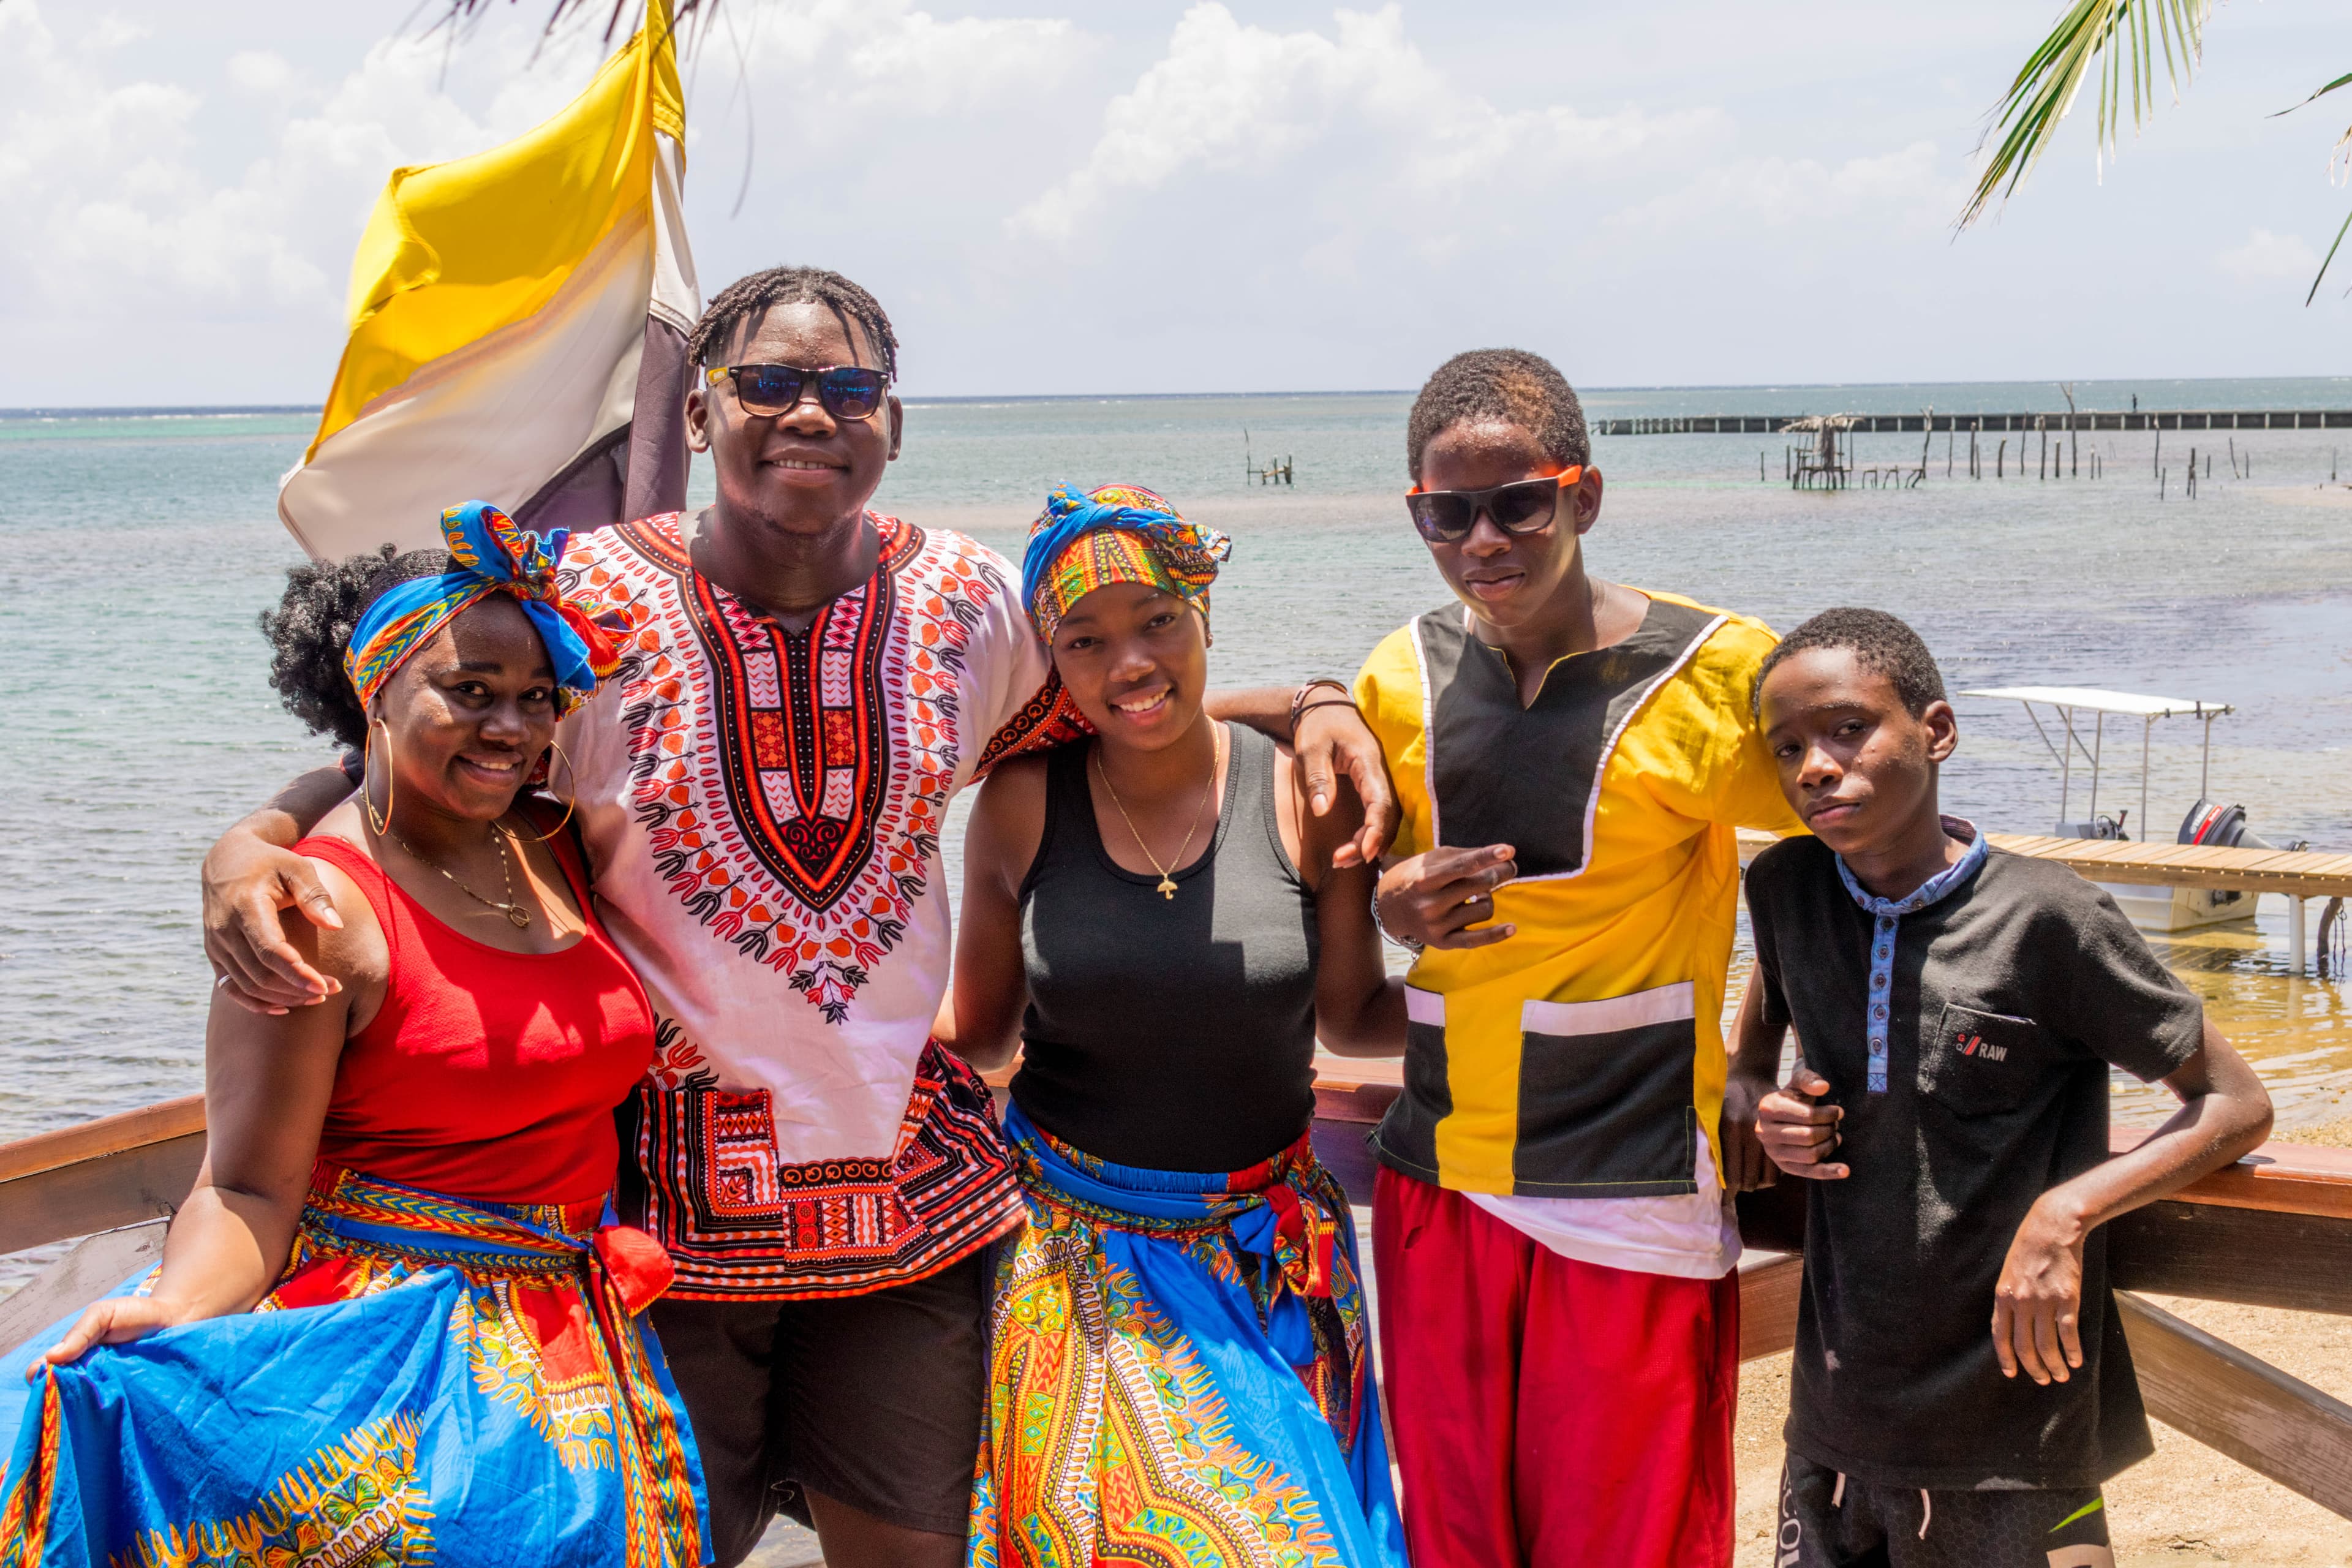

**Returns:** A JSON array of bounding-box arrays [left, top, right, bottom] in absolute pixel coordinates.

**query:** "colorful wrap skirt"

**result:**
[[0, 1164, 708, 1567], [967, 1106, 1404, 1568]]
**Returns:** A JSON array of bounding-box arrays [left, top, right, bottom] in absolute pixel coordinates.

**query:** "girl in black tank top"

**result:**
[[943, 483, 1408, 1567]]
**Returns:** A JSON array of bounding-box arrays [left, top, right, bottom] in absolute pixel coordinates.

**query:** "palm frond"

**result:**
[[1958, 0, 2212, 229], [2275, 71, 2352, 303]]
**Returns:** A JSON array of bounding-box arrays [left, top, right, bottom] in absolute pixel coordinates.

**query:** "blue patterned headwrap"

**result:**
[[342, 501, 620, 715], [1020, 483, 1232, 643]]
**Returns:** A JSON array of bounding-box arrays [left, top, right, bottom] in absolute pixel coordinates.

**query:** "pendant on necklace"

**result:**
[[505, 905, 532, 929], [1156, 876, 1178, 900]]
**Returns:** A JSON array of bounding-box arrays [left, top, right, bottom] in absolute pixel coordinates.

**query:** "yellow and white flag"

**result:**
[[279, 1, 699, 559]]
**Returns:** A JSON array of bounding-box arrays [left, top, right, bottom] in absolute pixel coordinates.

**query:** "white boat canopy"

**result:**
[[1959, 687, 2234, 720], [1958, 687, 2236, 836]]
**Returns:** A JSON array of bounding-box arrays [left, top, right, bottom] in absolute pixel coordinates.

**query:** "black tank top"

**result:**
[[1010, 723, 1321, 1173]]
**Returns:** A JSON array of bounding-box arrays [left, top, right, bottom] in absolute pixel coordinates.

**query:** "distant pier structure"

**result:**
[[1602, 409, 2352, 435]]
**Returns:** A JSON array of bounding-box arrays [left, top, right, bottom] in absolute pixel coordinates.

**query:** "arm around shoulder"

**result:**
[[203, 763, 358, 1014]]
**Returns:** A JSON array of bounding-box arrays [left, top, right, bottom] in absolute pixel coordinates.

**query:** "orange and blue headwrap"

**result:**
[[1021, 483, 1232, 643], [342, 500, 622, 715]]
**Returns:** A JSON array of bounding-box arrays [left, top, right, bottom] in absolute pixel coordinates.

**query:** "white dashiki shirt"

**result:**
[[556, 511, 1081, 1298]]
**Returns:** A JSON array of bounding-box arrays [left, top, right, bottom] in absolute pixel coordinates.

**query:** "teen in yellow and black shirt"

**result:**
[[1361, 350, 1799, 1568], [1359, 589, 1794, 1231]]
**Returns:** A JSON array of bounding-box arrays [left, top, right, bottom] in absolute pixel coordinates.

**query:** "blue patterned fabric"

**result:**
[[1019, 482, 1231, 643], [344, 500, 621, 714], [1834, 818, 1990, 1093], [0, 1168, 707, 1567], [968, 1103, 1406, 1567]]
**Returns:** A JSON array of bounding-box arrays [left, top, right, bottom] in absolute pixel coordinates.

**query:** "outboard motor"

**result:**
[[2176, 801, 2308, 921], [2059, 813, 2130, 841], [2179, 799, 2308, 853]]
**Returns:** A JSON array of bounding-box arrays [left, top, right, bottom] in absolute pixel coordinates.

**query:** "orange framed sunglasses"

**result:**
[[1404, 467, 1584, 543]]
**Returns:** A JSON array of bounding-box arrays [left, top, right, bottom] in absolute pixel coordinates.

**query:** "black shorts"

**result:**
[[1776, 1453, 2114, 1568], [649, 1248, 993, 1564]]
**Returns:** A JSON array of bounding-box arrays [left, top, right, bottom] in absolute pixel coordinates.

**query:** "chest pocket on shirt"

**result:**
[[1921, 1003, 2045, 1117]]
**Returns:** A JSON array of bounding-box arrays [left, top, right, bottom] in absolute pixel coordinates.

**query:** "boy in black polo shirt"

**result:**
[[1737, 608, 2272, 1567]]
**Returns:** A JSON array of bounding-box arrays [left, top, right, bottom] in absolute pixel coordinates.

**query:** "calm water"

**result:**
[[4, 381, 2349, 1159]]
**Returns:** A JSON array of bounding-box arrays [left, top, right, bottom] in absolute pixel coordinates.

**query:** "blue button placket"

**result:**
[[1834, 818, 1990, 1096], [1867, 913, 1896, 1092]]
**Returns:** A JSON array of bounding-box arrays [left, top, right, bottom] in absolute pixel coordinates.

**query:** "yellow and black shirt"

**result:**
[[1355, 590, 1800, 1265]]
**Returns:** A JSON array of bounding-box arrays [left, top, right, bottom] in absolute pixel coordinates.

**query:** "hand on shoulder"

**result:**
[[1275, 742, 1368, 889]]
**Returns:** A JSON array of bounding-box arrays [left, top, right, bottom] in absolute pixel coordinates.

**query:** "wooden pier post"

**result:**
[[1997, 438, 2007, 478], [2040, 420, 2048, 481]]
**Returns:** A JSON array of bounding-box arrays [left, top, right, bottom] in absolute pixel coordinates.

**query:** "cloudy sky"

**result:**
[[2, 0, 2344, 404]]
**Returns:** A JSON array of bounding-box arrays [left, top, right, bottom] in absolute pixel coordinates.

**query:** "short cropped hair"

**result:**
[[1405, 349, 1590, 481], [1753, 607, 1948, 720]]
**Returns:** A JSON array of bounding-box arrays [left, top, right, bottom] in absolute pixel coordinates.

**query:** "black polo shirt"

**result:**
[[1746, 837, 2204, 1490]]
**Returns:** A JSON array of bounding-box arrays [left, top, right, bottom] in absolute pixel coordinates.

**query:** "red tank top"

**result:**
[[296, 827, 654, 1205]]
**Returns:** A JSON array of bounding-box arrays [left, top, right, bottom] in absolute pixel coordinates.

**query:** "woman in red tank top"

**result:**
[[10, 504, 706, 1566]]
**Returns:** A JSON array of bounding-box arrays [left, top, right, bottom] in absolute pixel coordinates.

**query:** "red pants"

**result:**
[[1373, 1167, 1738, 1568]]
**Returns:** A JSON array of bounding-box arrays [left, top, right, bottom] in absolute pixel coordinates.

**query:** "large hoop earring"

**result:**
[[506, 740, 579, 845], [363, 718, 396, 838]]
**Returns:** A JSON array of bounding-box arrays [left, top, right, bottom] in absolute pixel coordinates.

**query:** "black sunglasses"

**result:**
[[705, 363, 891, 422], [1404, 467, 1584, 544]]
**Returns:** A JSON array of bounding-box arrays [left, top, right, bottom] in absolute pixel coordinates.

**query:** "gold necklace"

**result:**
[[1093, 729, 1221, 900], [390, 821, 533, 929]]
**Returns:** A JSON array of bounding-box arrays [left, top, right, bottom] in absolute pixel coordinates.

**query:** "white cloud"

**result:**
[[1012, 4, 1720, 241], [699, 0, 1085, 120], [2217, 227, 2321, 283], [80, 15, 149, 51], [8, 0, 2342, 402], [1605, 141, 1962, 241], [0, 2, 601, 336], [225, 50, 298, 99]]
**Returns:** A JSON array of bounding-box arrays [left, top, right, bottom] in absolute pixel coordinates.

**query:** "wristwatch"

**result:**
[[1371, 884, 1425, 954]]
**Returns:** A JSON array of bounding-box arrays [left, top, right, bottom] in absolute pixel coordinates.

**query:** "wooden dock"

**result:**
[[1601, 409, 2352, 436], [1980, 834, 2352, 900]]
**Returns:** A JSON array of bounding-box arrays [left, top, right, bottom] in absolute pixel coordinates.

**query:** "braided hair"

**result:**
[[687, 265, 901, 380], [260, 545, 452, 748], [1406, 348, 1589, 481]]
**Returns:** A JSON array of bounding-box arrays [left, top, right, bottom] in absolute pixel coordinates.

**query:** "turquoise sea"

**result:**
[[3, 378, 2349, 1165]]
